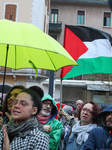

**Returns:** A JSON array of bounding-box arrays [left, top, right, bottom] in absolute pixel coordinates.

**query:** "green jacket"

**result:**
[[41, 94, 63, 150]]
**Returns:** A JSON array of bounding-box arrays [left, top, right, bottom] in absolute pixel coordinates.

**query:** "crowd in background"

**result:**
[[0, 85, 112, 150]]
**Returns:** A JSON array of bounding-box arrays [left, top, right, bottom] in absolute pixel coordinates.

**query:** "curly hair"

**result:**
[[78, 101, 101, 125], [29, 86, 44, 98], [20, 88, 42, 115]]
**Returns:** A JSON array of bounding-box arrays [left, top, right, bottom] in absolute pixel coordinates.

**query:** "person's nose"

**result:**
[[83, 110, 88, 114], [108, 114, 112, 118], [47, 104, 51, 109]]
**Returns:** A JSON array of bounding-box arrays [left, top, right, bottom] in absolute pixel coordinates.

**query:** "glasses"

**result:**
[[14, 99, 29, 107], [81, 107, 93, 115], [43, 101, 54, 108], [76, 103, 82, 106]]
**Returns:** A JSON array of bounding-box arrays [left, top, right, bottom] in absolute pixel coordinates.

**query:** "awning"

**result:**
[[87, 84, 112, 91]]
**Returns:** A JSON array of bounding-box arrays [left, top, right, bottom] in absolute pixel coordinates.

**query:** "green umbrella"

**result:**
[[0, 19, 77, 70], [0, 19, 77, 101]]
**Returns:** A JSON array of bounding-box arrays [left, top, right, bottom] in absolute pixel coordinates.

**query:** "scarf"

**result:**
[[3, 111, 11, 124], [37, 114, 51, 125], [72, 121, 97, 145], [7, 116, 39, 141]]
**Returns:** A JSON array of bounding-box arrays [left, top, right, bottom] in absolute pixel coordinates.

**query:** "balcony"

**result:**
[[49, 22, 62, 33], [0, 67, 49, 79]]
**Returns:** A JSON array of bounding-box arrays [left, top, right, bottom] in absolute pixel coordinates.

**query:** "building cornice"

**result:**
[[42, 79, 112, 91], [51, 0, 109, 6]]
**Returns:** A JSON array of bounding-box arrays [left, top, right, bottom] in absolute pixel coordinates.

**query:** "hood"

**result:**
[[63, 106, 73, 115], [99, 104, 112, 129], [41, 94, 58, 119]]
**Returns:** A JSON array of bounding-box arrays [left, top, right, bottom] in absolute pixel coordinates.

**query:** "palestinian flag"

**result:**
[[60, 25, 112, 80]]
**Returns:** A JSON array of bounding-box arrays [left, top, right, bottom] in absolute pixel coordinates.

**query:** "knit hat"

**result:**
[[63, 105, 73, 116]]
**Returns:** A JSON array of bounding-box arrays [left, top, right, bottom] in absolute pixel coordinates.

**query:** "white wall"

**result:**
[[31, 0, 44, 31]]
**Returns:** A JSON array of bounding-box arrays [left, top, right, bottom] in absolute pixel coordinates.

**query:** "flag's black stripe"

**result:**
[[66, 25, 112, 45]]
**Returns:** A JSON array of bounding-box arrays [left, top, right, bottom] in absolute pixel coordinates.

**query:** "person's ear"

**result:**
[[32, 107, 38, 115]]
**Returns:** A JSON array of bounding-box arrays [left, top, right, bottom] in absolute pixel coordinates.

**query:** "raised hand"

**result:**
[[3, 125, 10, 150]]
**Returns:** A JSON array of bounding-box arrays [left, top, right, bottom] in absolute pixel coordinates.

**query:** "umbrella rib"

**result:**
[[46, 51, 57, 71]]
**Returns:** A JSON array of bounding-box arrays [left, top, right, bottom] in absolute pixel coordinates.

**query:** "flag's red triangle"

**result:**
[[60, 26, 88, 79]]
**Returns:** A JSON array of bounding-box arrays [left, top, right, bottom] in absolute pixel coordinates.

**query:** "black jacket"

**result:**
[[83, 104, 112, 150]]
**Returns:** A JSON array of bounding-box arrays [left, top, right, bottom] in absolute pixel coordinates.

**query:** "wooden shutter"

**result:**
[[5, 4, 17, 21], [5, 4, 11, 20], [11, 5, 17, 21]]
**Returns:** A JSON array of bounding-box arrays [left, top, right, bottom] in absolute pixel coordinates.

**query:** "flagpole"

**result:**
[[49, 70, 54, 97], [59, 24, 66, 108], [60, 79, 62, 108]]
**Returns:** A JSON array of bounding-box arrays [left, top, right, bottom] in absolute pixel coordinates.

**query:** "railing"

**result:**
[[49, 22, 62, 32], [0, 67, 49, 77]]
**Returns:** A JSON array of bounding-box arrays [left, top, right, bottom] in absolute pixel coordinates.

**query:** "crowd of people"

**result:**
[[0, 85, 112, 150]]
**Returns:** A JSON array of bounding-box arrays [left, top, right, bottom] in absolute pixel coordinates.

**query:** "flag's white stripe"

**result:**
[[79, 39, 112, 59]]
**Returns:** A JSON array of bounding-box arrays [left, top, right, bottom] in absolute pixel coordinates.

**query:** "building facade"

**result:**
[[48, 0, 112, 106]]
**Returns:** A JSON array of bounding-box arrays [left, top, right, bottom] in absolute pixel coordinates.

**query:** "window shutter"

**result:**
[[11, 5, 17, 21], [5, 4, 17, 21], [5, 4, 11, 20]]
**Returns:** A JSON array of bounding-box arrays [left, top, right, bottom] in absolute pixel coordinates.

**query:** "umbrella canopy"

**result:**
[[0, 19, 77, 103], [0, 19, 77, 70]]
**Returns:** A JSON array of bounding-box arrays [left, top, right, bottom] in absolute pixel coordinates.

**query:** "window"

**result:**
[[92, 91, 106, 107], [77, 10, 85, 25], [103, 12, 111, 27], [50, 9, 58, 23], [5, 4, 17, 21]]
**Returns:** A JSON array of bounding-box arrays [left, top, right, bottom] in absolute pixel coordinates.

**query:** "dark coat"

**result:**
[[83, 104, 112, 150]]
